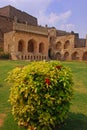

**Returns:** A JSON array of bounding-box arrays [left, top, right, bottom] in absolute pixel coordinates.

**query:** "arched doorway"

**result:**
[[72, 52, 79, 60], [64, 40, 70, 49], [48, 48, 53, 59], [55, 52, 61, 60], [18, 40, 24, 52], [63, 52, 69, 60], [82, 52, 87, 60], [39, 42, 44, 53], [27, 39, 36, 53]]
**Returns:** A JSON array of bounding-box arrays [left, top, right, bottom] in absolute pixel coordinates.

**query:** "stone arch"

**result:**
[[55, 52, 62, 60], [82, 52, 87, 60], [39, 42, 44, 53], [48, 48, 53, 59], [27, 39, 36, 53], [56, 41, 62, 50], [64, 40, 70, 49], [63, 52, 69, 60], [71, 51, 79, 60], [18, 39, 24, 52]]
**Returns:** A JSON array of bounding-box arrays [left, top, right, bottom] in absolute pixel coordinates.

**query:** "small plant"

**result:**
[[0, 52, 10, 59], [0, 47, 3, 52], [7, 61, 73, 130]]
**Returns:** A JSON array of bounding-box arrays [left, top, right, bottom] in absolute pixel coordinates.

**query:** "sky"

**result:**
[[0, 0, 87, 38]]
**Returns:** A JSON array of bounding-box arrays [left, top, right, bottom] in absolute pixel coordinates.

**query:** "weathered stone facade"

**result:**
[[4, 22, 48, 60], [0, 5, 87, 61], [0, 5, 37, 25], [48, 28, 87, 61]]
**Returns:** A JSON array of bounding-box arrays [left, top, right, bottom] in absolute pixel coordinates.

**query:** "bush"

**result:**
[[0, 52, 10, 59], [7, 61, 73, 130], [0, 47, 3, 52]]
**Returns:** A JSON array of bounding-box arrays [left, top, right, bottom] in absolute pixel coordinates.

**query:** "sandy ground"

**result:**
[[0, 114, 6, 127]]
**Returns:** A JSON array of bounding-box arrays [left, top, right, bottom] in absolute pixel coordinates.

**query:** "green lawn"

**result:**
[[0, 60, 87, 130]]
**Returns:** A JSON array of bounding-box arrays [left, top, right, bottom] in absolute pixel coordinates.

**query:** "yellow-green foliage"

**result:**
[[7, 61, 73, 130]]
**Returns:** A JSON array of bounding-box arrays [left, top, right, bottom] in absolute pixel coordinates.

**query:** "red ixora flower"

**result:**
[[55, 65, 62, 70], [45, 78, 50, 85]]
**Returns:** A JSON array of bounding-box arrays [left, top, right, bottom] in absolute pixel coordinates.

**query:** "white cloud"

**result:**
[[59, 11, 72, 22], [2, 0, 53, 16], [38, 10, 72, 27], [0, 0, 73, 31], [60, 23, 75, 31]]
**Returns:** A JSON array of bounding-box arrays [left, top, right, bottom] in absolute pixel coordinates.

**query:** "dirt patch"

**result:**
[[0, 114, 6, 127]]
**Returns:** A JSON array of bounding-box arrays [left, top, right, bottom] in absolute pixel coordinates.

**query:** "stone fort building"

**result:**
[[0, 5, 87, 61]]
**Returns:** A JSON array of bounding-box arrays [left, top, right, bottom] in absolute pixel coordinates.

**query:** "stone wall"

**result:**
[[0, 29, 4, 50], [13, 22, 48, 36], [0, 5, 38, 51], [52, 34, 87, 61], [0, 15, 13, 49], [1, 5, 87, 61], [56, 30, 71, 36], [4, 30, 49, 60], [0, 15, 13, 33], [0, 5, 37, 26]]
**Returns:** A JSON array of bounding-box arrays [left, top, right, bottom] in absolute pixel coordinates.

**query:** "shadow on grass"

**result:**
[[1, 112, 87, 130], [54, 112, 87, 130]]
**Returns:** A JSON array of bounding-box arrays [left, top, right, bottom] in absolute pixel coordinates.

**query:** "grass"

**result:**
[[0, 60, 29, 130], [0, 60, 87, 130], [59, 61, 87, 130]]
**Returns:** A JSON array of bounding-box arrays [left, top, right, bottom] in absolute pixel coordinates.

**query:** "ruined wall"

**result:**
[[4, 29, 49, 60], [0, 5, 37, 26], [0, 5, 38, 51], [0, 6, 9, 17], [78, 39, 86, 47], [56, 30, 71, 36], [0, 41, 3, 50], [52, 33, 87, 61], [4, 24, 87, 61], [74, 33, 86, 48], [54, 34, 75, 60], [0, 30, 3, 49], [13, 22, 48, 36], [1, 5, 87, 61], [0, 15, 13, 33], [0, 15, 13, 50]]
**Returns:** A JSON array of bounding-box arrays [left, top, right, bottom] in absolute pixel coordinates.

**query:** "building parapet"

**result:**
[[13, 22, 48, 36]]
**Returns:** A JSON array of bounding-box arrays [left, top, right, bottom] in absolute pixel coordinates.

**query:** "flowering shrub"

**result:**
[[7, 61, 73, 130]]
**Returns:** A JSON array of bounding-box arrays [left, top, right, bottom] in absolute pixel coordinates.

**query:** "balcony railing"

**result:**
[[13, 22, 48, 36]]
